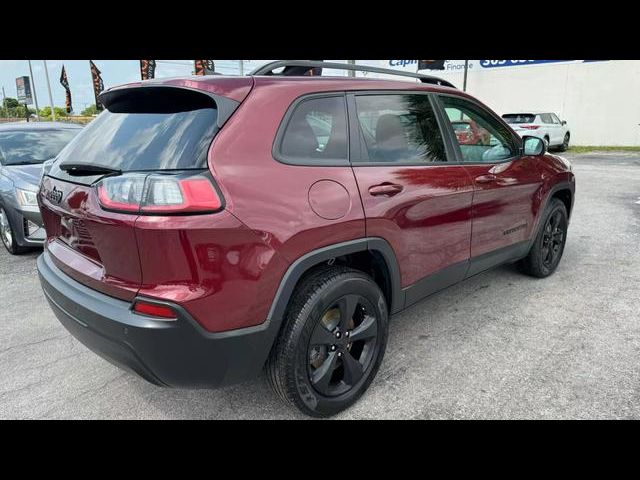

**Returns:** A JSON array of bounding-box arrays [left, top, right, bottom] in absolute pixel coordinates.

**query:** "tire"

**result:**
[[543, 136, 550, 148], [518, 198, 568, 278], [0, 207, 28, 255], [558, 133, 570, 152], [266, 266, 389, 417]]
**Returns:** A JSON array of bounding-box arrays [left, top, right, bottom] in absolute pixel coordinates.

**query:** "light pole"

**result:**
[[28, 60, 40, 120], [347, 60, 356, 77], [43, 60, 56, 121], [463, 60, 469, 92]]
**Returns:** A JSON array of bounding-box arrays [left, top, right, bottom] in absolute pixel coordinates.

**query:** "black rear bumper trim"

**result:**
[[37, 250, 279, 388]]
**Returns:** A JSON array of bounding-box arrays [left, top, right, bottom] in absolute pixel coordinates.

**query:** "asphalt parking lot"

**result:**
[[1, 152, 639, 419]]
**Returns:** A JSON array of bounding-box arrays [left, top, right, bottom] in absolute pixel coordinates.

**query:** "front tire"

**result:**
[[266, 266, 389, 417], [518, 198, 568, 278], [558, 133, 570, 152]]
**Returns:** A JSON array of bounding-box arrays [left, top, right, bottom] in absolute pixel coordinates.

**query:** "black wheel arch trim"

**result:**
[[530, 180, 575, 249], [266, 237, 404, 329]]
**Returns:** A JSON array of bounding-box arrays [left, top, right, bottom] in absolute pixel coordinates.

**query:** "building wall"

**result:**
[[370, 60, 640, 146], [219, 60, 640, 146]]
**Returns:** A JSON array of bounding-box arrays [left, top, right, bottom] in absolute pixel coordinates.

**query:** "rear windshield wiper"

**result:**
[[59, 163, 122, 176]]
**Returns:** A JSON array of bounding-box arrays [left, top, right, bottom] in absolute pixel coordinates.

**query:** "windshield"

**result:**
[[502, 114, 536, 124], [56, 108, 218, 172], [0, 129, 80, 165]]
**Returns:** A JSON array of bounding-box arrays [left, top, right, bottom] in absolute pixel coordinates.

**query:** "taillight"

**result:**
[[97, 172, 223, 215], [97, 174, 146, 212], [520, 125, 540, 130], [133, 300, 177, 319]]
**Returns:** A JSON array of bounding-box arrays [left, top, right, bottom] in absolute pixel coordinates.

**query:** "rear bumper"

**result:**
[[37, 250, 279, 388]]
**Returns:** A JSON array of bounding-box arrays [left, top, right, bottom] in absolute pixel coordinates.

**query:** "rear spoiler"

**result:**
[[99, 85, 241, 129]]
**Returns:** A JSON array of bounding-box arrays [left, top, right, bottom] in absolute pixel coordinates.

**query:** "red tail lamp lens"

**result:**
[[97, 175, 145, 212], [141, 177, 222, 213], [133, 301, 177, 319], [97, 174, 223, 214]]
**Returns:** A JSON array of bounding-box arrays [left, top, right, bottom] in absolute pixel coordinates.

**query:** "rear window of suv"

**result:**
[[55, 108, 218, 172], [53, 87, 222, 177], [502, 114, 536, 124]]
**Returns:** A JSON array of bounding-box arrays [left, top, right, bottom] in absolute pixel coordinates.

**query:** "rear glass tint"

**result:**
[[502, 114, 535, 124], [56, 107, 218, 171]]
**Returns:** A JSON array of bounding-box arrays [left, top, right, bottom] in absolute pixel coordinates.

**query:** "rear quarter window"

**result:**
[[276, 95, 348, 165]]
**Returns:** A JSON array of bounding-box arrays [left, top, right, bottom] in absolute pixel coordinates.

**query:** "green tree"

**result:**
[[81, 104, 99, 116], [38, 106, 68, 119], [1, 98, 35, 118], [3, 97, 19, 109]]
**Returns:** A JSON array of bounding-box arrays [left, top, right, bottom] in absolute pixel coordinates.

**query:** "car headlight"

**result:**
[[16, 188, 39, 207]]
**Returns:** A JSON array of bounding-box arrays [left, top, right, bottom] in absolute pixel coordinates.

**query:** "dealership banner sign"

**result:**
[[89, 60, 105, 111], [59, 65, 72, 113], [194, 60, 215, 75], [478, 60, 608, 68], [140, 60, 156, 80], [15, 76, 33, 105], [385, 60, 609, 72]]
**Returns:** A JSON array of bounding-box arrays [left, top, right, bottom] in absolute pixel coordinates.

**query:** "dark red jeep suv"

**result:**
[[37, 61, 575, 417]]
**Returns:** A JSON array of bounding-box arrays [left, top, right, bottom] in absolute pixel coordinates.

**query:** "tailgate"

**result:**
[[37, 82, 248, 302], [39, 175, 142, 301]]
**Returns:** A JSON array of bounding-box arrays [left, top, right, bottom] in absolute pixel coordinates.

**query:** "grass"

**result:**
[[568, 146, 640, 154]]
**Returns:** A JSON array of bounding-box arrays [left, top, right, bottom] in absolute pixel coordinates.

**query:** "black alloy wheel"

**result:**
[[541, 209, 566, 270], [518, 198, 568, 278], [307, 294, 379, 397], [267, 266, 389, 417]]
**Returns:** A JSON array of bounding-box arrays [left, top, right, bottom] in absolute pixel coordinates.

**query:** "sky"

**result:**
[[0, 60, 420, 113], [0, 60, 275, 112]]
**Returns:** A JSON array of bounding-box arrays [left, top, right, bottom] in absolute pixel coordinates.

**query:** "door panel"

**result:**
[[348, 93, 474, 290], [354, 165, 474, 287], [437, 95, 543, 264], [463, 159, 542, 258]]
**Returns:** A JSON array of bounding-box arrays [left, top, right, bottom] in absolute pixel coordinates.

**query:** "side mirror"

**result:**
[[523, 136, 547, 156], [561, 120, 567, 126]]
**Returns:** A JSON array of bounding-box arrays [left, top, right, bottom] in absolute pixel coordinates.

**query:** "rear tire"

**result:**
[[0, 207, 28, 255], [518, 198, 568, 278], [266, 266, 388, 417]]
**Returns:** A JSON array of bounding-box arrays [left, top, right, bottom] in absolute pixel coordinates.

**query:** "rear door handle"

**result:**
[[368, 183, 403, 197], [475, 174, 497, 184]]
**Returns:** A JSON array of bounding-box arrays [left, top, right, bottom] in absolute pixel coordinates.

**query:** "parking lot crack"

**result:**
[[0, 334, 69, 357]]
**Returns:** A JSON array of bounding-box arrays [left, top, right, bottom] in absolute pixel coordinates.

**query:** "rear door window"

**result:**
[[353, 94, 446, 164]]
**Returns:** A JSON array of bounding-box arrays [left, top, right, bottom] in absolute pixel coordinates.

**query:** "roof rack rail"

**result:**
[[249, 60, 456, 89]]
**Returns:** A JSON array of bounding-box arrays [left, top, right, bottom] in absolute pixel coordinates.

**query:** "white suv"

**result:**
[[502, 112, 571, 151]]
